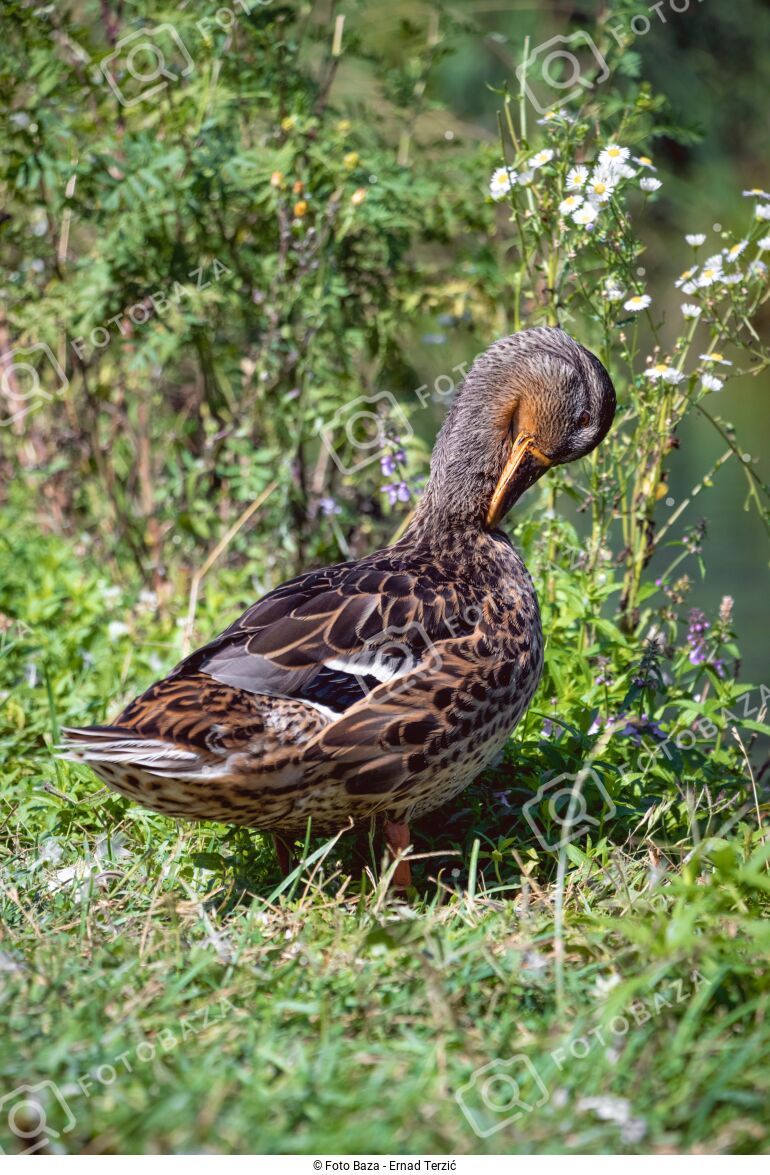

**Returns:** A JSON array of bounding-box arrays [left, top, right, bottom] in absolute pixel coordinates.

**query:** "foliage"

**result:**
[[0, 0, 484, 584], [1, 0, 769, 1158]]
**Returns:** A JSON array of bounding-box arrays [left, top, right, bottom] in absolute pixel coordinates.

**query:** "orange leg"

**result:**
[[273, 834, 294, 878], [384, 818, 412, 888]]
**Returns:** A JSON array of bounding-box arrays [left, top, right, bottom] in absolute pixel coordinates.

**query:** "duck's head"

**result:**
[[419, 327, 616, 532]]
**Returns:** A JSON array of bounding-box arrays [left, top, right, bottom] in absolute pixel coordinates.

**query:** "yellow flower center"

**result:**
[[639, 156, 652, 166], [710, 353, 723, 362], [594, 182, 606, 194]]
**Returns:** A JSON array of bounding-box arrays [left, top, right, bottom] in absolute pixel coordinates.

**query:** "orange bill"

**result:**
[[486, 432, 552, 528]]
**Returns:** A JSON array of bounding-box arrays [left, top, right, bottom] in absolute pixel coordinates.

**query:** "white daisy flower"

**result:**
[[681, 303, 702, 318], [640, 177, 662, 193], [603, 280, 625, 302], [685, 234, 706, 247], [530, 148, 554, 169], [698, 265, 722, 288], [675, 267, 698, 288], [755, 203, 770, 220], [624, 294, 651, 312], [586, 176, 615, 205], [489, 167, 516, 200], [699, 352, 732, 365], [616, 163, 638, 180], [559, 194, 584, 215], [701, 374, 724, 392], [633, 155, 656, 171], [682, 281, 698, 294], [592, 160, 620, 182], [645, 363, 684, 384], [517, 169, 534, 187], [572, 205, 597, 226], [724, 240, 748, 261], [537, 109, 573, 125], [757, 237, 770, 251], [598, 144, 630, 168], [566, 165, 589, 190], [718, 272, 742, 286], [743, 188, 770, 199], [748, 259, 768, 277]]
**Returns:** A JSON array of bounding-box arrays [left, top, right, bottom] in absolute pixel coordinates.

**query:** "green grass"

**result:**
[[1, 522, 769, 1156]]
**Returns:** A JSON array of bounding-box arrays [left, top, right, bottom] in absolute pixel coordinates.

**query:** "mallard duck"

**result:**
[[62, 327, 615, 885]]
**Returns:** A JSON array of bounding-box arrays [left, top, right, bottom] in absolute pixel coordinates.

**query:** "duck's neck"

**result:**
[[402, 368, 512, 542], [405, 480, 485, 542]]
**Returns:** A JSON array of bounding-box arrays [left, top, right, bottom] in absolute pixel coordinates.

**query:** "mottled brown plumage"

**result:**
[[62, 327, 616, 881]]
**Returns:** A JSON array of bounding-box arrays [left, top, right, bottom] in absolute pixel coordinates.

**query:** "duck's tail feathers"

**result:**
[[58, 725, 202, 776]]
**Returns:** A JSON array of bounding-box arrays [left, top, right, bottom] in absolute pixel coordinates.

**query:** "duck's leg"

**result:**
[[273, 834, 295, 878], [384, 818, 412, 888]]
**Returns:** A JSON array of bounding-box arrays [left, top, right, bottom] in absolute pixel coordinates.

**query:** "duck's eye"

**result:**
[[577, 411, 591, 428]]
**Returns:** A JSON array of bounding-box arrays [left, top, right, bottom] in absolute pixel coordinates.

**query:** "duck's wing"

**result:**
[[62, 553, 520, 822], [171, 553, 482, 720]]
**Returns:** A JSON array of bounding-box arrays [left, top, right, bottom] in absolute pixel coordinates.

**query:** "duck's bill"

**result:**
[[486, 432, 552, 528]]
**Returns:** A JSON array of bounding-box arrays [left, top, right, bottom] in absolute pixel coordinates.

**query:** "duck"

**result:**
[[62, 327, 616, 886]]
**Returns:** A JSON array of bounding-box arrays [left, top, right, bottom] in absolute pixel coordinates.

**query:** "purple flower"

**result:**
[[686, 608, 710, 665], [380, 448, 407, 478], [319, 496, 341, 517], [619, 714, 667, 745], [381, 481, 410, 506]]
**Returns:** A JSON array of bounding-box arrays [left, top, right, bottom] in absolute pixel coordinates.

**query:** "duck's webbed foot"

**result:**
[[273, 833, 295, 878], [384, 818, 412, 888]]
